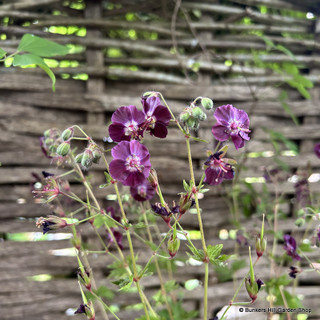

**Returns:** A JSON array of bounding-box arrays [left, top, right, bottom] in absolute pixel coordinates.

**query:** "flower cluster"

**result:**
[[283, 234, 301, 261], [108, 95, 171, 142]]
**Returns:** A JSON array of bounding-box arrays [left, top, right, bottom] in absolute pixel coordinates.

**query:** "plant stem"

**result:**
[[90, 291, 121, 320], [113, 182, 158, 319]]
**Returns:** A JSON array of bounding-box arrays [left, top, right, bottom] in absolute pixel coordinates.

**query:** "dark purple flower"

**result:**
[[211, 104, 250, 150], [314, 143, 320, 159], [108, 105, 145, 142], [288, 266, 301, 279], [109, 140, 151, 187], [236, 232, 248, 246], [204, 151, 234, 185], [151, 202, 179, 226], [75, 304, 86, 314], [36, 215, 68, 234], [130, 180, 155, 202], [283, 234, 301, 261], [141, 96, 171, 138]]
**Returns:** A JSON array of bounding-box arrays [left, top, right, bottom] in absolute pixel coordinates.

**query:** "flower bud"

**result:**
[[180, 110, 190, 122], [186, 117, 199, 130], [167, 234, 180, 258], [61, 127, 74, 141], [192, 106, 207, 121], [201, 97, 214, 110], [255, 237, 267, 258], [295, 217, 305, 227], [81, 149, 94, 168], [92, 149, 101, 164], [56, 141, 70, 156], [75, 152, 84, 163]]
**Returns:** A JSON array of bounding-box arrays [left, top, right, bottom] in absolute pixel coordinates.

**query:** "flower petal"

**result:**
[[109, 159, 129, 181], [214, 104, 234, 126], [109, 123, 130, 142], [152, 122, 168, 138], [211, 124, 229, 141], [152, 106, 171, 125], [111, 141, 131, 160], [231, 134, 245, 150]]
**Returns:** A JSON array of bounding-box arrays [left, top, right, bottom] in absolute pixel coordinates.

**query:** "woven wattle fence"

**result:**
[[1, 0, 320, 319]]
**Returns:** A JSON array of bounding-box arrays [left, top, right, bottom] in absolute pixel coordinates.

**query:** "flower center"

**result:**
[[138, 185, 147, 197], [124, 121, 138, 137], [230, 121, 239, 133], [125, 154, 143, 172]]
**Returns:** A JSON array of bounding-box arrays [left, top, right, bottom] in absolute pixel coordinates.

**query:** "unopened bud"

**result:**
[[81, 149, 94, 168], [167, 235, 180, 258], [295, 217, 305, 227], [201, 97, 214, 110], [57, 141, 70, 156], [186, 117, 199, 130], [179, 194, 194, 215], [192, 106, 207, 121], [180, 110, 190, 122], [92, 149, 101, 164], [75, 153, 84, 163], [61, 127, 74, 141]]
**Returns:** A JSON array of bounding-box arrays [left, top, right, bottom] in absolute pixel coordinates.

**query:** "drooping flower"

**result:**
[[130, 180, 155, 202], [32, 177, 61, 202], [283, 234, 301, 261], [314, 143, 320, 159], [245, 277, 264, 302], [151, 202, 179, 226], [141, 96, 171, 138], [288, 266, 301, 279], [36, 215, 68, 234], [108, 105, 145, 142], [74, 301, 95, 320], [211, 104, 250, 150], [203, 149, 235, 185], [109, 140, 151, 187]]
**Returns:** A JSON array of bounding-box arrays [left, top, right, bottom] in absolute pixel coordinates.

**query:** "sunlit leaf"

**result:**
[[18, 34, 69, 57]]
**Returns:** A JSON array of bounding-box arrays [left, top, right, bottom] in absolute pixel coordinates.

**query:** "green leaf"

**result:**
[[113, 276, 133, 291], [283, 62, 299, 76], [13, 53, 56, 91], [0, 48, 6, 59], [275, 45, 295, 60], [18, 34, 69, 57], [294, 74, 313, 89], [298, 242, 312, 252], [189, 135, 208, 143], [187, 245, 205, 262], [183, 180, 190, 192], [93, 214, 116, 228], [207, 244, 223, 263], [95, 285, 115, 299]]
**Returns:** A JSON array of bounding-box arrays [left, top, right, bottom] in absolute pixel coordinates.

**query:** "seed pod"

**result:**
[[192, 106, 207, 121], [180, 110, 190, 122], [61, 127, 74, 141], [75, 153, 84, 163], [201, 97, 214, 110], [167, 235, 180, 258], [186, 117, 199, 130], [81, 149, 94, 168], [56, 141, 71, 156]]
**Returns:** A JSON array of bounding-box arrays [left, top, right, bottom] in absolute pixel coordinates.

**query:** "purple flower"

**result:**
[[109, 140, 151, 187], [294, 178, 311, 208], [288, 266, 301, 279], [141, 96, 171, 138], [283, 234, 301, 261], [314, 143, 320, 159], [151, 202, 179, 226], [204, 151, 234, 185], [36, 215, 68, 234], [108, 105, 145, 142], [130, 181, 155, 202], [212, 104, 250, 150]]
